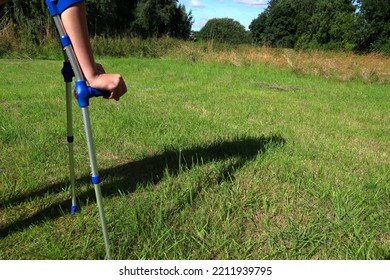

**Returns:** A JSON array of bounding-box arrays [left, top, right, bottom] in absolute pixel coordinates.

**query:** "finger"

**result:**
[[111, 83, 125, 101], [109, 90, 119, 101], [117, 80, 127, 97]]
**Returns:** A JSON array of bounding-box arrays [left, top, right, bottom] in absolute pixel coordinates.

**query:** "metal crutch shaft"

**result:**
[[47, 4, 111, 259], [62, 57, 77, 214], [81, 107, 111, 258]]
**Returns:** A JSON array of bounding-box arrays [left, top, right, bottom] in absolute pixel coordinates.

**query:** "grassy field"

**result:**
[[0, 55, 389, 259]]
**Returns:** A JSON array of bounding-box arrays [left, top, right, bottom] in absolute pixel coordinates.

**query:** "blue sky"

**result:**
[[178, 0, 269, 31]]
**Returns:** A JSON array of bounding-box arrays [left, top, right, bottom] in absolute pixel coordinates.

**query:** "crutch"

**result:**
[[62, 56, 78, 215], [45, 0, 111, 259]]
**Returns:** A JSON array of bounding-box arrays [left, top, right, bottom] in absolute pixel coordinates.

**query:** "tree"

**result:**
[[250, 0, 358, 50], [250, 0, 312, 48], [1, 0, 193, 39], [249, 10, 269, 45], [300, 0, 357, 50], [168, 3, 193, 38], [198, 18, 251, 44], [354, 0, 390, 53], [131, 0, 193, 39], [86, 0, 137, 36], [2, 0, 49, 43]]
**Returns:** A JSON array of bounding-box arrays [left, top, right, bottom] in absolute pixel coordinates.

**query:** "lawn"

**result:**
[[0, 56, 389, 259]]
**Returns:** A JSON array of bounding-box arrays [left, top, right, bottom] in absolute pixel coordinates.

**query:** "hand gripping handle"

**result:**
[[75, 80, 110, 108]]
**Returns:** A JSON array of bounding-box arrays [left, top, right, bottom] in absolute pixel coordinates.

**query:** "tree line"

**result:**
[[248, 0, 390, 53], [0, 0, 193, 39], [196, 0, 389, 54], [1, 0, 389, 54]]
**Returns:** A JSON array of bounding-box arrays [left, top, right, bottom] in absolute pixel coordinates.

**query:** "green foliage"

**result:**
[[131, 0, 192, 39], [2, 0, 390, 54], [300, 0, 357, 50], [371, 37, 390, 55], [250, 0, 316, 48], [90, 36, 182, 57], [2, 0, 52, 44], [354, 0, 390, 52], [86, 0, 137, 36], [0, 0, 193, 39], [197, 18, 251, 45], [85, 0, 193, 39], [249, 11, 268, 45], [0, 40, 11, 56], [249, 0, 390, 54], [87, 0, 193, 39]]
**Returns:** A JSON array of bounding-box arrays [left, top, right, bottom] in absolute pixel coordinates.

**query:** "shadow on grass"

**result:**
[[0, 135, 285, 238]]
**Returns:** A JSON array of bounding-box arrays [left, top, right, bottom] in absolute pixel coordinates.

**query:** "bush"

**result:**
[[372, 38, 390, 56], [0, 40, 11, 57], [91, 36, 182, 57], [197, 18, 251, 45]]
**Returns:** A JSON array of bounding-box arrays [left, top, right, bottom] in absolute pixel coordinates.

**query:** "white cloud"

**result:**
[[190, 0, 205, 8], [233, 0, 268, 7]]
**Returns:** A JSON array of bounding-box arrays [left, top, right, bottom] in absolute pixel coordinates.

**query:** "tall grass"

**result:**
[[1, 24, 390, 83], [0, 18, 60, 59]]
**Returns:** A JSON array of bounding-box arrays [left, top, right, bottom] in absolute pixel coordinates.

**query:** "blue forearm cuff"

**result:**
[[46, 0, 84, 16]]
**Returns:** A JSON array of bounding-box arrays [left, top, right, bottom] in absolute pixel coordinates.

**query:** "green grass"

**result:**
[[0, 57, 389, 260]]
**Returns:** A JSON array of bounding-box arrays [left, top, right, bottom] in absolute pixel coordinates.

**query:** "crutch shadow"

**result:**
[[0, 135, 286, 238], [100, 135, 286, 197]]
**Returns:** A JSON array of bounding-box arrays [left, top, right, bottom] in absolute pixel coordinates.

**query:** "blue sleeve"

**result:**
[[46, 0, 85, 16]]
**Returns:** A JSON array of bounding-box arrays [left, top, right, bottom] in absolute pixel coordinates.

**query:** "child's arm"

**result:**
[[61, 2, 127, 101]]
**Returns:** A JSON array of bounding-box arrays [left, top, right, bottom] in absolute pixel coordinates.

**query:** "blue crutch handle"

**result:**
[[88, 87, 110, 98], [75, 80, 110, 107]]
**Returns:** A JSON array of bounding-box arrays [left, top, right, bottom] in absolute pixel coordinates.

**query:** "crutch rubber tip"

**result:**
[[70, 205, 79, 215]]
